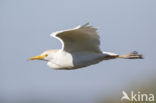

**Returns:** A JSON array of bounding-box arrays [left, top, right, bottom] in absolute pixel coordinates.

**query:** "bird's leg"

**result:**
[[118, 51, 143, 59]]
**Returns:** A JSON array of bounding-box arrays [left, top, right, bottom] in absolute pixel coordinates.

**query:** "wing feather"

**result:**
[[51, 23, 102, 53]]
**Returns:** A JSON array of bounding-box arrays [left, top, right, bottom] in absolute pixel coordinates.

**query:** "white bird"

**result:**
[[29, 23, 143, 70]]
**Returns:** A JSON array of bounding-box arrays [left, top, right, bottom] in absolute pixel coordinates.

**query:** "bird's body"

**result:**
[[46, 50, 118, 70], [30, 23, 143, 70]]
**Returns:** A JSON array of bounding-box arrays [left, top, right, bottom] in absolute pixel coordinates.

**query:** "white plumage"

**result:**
[[30, 23, 143, 70]]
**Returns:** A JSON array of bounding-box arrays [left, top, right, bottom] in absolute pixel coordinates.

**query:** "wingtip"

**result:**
[[81, 22, 90, 27]]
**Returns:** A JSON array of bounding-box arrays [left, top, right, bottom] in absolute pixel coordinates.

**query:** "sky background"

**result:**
[[0, 0, 156, 103]]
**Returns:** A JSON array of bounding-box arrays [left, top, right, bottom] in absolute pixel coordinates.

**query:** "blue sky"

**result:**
[[1, 0, 156, 103]]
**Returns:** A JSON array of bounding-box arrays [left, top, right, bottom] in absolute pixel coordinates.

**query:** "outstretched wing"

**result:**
[[51, 23, 102, 53]]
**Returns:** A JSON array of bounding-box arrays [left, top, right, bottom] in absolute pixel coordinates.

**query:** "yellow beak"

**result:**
[[29, 55, 45, 60]]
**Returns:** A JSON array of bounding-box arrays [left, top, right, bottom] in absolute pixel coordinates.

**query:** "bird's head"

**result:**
[[29, 50, 58, 61]]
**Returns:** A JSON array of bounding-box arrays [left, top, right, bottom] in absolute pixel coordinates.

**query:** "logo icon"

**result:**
[[121, 90, 154, 102], [121, 91, 130, 101]]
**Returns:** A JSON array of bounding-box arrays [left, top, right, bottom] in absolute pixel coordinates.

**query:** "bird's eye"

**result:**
[[45, 54, 48, 57]]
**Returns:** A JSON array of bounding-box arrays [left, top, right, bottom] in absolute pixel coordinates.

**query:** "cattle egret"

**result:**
[[29, 23, 143, 70]]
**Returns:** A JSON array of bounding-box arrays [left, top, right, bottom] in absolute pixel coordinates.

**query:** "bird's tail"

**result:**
[[118, 51, 143, 59]]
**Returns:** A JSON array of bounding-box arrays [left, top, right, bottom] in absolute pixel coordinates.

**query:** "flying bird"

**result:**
[[29, 23, 143, 70]]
